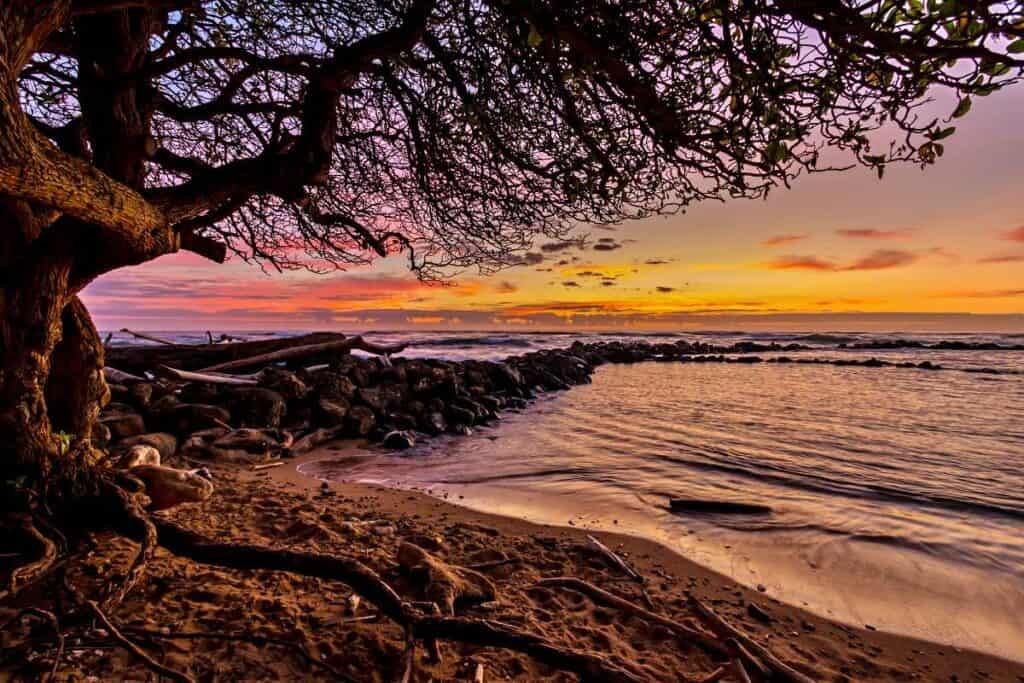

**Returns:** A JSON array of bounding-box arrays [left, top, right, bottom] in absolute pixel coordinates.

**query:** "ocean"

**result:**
[[107, 329, 1024, 660]]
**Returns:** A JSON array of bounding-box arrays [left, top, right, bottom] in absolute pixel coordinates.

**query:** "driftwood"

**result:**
[[103, 367, 147, 384], [105, 332, 346, 375], [689, 597, 816, 683], [155, 365, 259, 386], [200, 335, 408, 373], [251, 461, 284, 471], [119, 329, 181, 346], [586, 535, 643, 582], [536, 577, 727, 656]]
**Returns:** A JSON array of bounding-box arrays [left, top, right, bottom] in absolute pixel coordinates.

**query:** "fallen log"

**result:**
[[669, 499, 773, 515], [105, 332, 346, 375], [689, 597, 816, 683], [200, 335, 408, 373]]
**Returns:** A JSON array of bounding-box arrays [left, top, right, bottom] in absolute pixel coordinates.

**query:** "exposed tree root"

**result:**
[[100, 480, 156, 608], [536, 576, 728, 657], [151, 518, 647, 682], [84, 599, 195, 683], [3, 515, 59, 601], [408, 615, 647, 683], [0, 607, 64, 683], [122, 626, 360, 683]]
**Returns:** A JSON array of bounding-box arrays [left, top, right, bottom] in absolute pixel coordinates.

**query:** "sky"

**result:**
[[83, 87, 1024, 333]]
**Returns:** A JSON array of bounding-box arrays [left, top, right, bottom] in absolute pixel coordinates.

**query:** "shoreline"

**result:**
[[266, 445, 1024, 681]]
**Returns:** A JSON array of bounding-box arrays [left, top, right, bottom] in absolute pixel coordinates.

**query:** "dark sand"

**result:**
[[5, 444, 1023, 682]]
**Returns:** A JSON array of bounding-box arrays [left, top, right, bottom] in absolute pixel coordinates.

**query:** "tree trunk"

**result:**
[[0, 208, 106, 509]]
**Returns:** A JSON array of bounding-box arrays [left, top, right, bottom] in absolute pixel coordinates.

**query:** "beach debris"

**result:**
[[669, 499, 773, 515], [127, 464, 214, 511], [119, 329, 182, 347], [83, 600, 194, 683], [251, 461, 284, 471], [200, 336, 408, 373], [347, 594, 361, 616], [689, 596, 817, 683], [115, 444, 161, 469], [396, 542, 496, 615], [156, 365, 259, 386], [536, 577, 727, 656], [103, 366, 146, 384], [473, 662, 485, 683], [586, 534, 644, 582]]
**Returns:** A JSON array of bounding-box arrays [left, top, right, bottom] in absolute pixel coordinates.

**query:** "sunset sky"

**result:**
[[83, 87, 1024, 333]]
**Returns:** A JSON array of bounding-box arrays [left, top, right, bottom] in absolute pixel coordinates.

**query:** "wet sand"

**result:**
[[9, 444, 1022, 682]]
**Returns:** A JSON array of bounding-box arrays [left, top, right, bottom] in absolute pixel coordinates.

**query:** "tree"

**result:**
[[1, 0, 1022, 610]]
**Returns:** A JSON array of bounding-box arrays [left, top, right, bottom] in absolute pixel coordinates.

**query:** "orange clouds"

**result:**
[[760, 234, 808, 246], [1002, 225, 1024, 241], [764, 255, 838, 271], [764, 249, 918, 272], [837, 229, 914, 239], [978, 253, 1024, 264]]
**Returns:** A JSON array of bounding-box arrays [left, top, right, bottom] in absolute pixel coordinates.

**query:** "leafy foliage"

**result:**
[[18, 0, 1024, 277]]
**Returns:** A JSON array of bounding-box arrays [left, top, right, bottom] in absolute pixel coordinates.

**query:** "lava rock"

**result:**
[[100, 410, 146, 439], [346, 405, 376, 437], [316, 397, 350, 427], [227, 387, 287, 429], [382, 430, 416, 450], [258, 367, 308, 400]]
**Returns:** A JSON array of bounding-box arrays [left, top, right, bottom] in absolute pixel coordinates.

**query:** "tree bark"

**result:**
[[0, 207, 107, 504]]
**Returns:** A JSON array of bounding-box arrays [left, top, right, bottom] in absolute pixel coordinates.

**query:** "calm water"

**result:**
[[287, 331, 1024, 661], [109, 329, 1024, 658]]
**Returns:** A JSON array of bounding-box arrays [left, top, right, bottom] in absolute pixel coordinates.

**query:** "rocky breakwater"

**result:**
[[96, 333, 1021, 508]]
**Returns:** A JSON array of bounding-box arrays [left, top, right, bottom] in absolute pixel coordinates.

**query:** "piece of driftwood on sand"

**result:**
[[689, 596, 816, 683], [586, 534, 643, 582]]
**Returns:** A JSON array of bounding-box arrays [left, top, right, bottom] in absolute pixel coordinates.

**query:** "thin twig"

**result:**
[[123, 626, 360, 682], [85, 601, 195, 683]]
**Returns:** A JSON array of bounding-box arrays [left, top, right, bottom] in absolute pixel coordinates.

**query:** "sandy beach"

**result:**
[[7, 444, 1022, 682]]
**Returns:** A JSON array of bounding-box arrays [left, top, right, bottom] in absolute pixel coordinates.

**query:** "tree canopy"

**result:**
[[3, 0, 1024, 283]]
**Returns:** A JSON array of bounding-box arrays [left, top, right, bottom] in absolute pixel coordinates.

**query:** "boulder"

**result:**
[[258, 367, 308, 400], [155, 403, 232, 435], [419, 411, 447, 435], [382, 430, 416, 450], [227, 387, 286, 428], [310, 371, 357, 401], [113, 432, 178, 461], [116, 444, 161, 469], [446, 404, 475, 428], [100, 410, 146, 440], [345, 405, 376, 437], [315, 397, 350, 427], [130, 465, 213, 511]]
